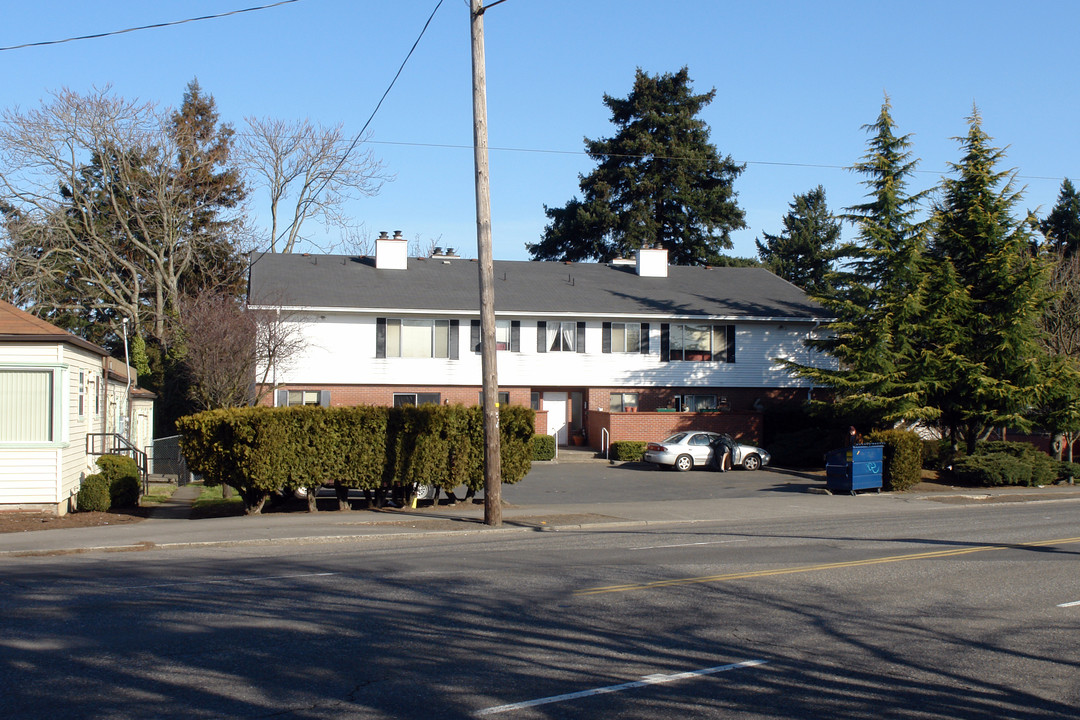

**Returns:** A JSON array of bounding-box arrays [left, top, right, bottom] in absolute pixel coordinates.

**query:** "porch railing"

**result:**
[[86, 433, 150, 493]]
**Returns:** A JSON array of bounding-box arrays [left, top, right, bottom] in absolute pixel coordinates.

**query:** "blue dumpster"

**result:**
[[825, 443, 884, 494]]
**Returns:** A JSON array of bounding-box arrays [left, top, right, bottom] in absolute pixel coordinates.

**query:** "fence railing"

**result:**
[[150, 435, 195, 486]]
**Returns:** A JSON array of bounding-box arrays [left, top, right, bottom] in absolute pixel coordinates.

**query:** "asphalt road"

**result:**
[[1, 496, 1077, 719]]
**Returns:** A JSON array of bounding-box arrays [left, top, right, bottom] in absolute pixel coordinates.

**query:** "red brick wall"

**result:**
[[586, 410, 763, 450]]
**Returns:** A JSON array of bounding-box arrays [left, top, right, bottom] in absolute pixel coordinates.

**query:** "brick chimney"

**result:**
[[375, 230, 408, 270], [636, 244, 668, 277]]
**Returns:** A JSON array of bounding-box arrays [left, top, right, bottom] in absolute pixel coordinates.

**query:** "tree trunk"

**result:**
[[307, 487, 319, 513], [242, 490, 268, 515], [335, 482, 351, 511]]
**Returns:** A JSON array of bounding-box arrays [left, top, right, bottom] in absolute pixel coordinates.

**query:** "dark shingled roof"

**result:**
[[247, 253, 828, 320]]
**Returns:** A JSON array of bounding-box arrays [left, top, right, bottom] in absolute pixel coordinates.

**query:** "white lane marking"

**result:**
[[475, 659, 767, 716], [1057, 600, 1080, 608], [122, 572, 340, 590], [630, 539, 748, 550]]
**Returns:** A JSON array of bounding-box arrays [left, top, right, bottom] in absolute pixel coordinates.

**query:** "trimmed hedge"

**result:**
[[865, 429, 923, 492], [96, 454, 141, 508], [949, 441, 1059, 487], [1057, 461, 1080, 483], [531, 434, 556, 461], [610, 441, 646, 462], [177, 403, 535, 514], [77, 473, 111, 512]]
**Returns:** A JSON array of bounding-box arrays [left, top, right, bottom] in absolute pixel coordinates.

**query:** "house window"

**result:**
[[385, 319, 451, 358], [479, 391, 511, 406], [0, 369, 54, 442], [530, 392, 540, 410], [78, 370, 85, 417], [611, 323, 641, 352], [609, 393, 639, 412], [547, 321, 577, 352], [394, 393, 442, 407], [471, 320, 520, 353], [287, 390, 323, 406], [666, 324, 733, 362], [683, 394, 717, 412]]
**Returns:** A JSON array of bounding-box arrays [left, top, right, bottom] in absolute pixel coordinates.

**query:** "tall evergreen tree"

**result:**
[[1040, 178, 1080, 256], [926, 108, 1051, 452], [781, 99, 935, 428], [755, 185, 843, 296], [527, 67, 745, 265]]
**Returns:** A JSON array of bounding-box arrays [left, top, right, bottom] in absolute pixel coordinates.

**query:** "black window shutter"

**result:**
[[511, 320, 520, 352], [537, 321, 547, 353], [470, 319, 480, 353], [449, 320, 459, 360], [660, 323, 670, 362], [276, 389, 288, 407], [602, 322, 612, 353], [376, 318, 386, 358], [318, 390, 331, 407], [576, 321, 586, 353], [726, 325, 736, 363], [640, 322, 650, 354]]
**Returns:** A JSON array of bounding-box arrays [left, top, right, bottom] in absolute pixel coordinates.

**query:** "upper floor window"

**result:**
[[537, 320, 585, 353], [378, 319, 459, 359], [662, 323, 735, 363], [471, 319, 520, 352], [603, 322, 649, 354]]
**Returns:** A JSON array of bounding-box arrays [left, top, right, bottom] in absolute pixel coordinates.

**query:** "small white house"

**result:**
[[0, 300, 154, 515]]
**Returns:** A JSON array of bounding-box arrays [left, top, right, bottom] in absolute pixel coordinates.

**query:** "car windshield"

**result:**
[[663, 433, 688, 444]]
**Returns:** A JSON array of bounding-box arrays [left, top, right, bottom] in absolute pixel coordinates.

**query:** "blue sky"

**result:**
[[3, 0, 1077, 262]]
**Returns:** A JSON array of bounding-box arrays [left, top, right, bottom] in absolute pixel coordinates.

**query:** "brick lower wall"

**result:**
[[587, 410, 763, 450]]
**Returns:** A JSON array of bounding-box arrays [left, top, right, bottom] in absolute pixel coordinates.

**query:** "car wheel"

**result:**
[[674, 454, 694, 472], [742, 454, 761, 471], [413, 483, 437, 501]]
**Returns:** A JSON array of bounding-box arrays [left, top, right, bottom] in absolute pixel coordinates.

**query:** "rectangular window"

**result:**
[[667, 324, 733, 362], [479, 391, 511, 406], [0, 370, 54, 442], [78, 370, 85, 417], [611, 323, 641, 353], [609, 392, 639, 412], [385, 319, 452, 358], [287, 390, 322, 406], [394, 392, 442, 407], [547, 321, 577, 352], [683, 394, 717, 412], [530, 392, 540, 410]]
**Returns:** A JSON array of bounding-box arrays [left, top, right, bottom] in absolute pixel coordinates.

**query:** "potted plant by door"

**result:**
[[571, 429, 586, 446]]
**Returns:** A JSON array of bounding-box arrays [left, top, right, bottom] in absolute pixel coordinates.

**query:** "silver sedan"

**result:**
[[643, 431, 770, 472]]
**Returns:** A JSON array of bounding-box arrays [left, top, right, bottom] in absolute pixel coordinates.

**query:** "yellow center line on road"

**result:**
[[574, 536, 1080, 596]]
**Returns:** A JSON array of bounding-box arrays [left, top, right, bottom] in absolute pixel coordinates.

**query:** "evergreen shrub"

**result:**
[[953, 453, 1030, 486], [1057, 461, 1080, 483], [531, 434, 556, 461], [865, 429, 923, 491], [610, 441, 646, 462], [96, 454, 141, 507], [77, 473, 111, 512], [977, 441, 1057, 486]]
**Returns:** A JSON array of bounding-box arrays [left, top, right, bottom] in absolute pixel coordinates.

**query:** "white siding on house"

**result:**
[[0, 448, 61, 503], [269, 314, 828, 389]]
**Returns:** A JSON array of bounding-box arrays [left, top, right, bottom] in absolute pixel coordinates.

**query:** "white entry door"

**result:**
[[544, 392, 569, 445]]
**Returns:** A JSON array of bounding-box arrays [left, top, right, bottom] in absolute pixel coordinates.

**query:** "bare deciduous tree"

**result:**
[[240, 117, 390, 254]]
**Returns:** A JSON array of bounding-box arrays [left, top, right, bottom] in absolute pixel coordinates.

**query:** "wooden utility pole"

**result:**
[[470, 0, 501, 526]]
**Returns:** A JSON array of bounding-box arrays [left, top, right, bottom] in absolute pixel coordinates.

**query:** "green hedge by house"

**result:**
[[177, 403, 535, 514], [950, 441, 1057, 487], [531, 434, 556, 461], [864, 429, 923, 492], [95, 454, 141, 508], [77, 473, 111, 512], [610, 441, 646, 462]]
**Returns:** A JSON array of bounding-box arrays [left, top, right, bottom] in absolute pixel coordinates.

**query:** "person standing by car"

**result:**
[[710, 433, 738, 472]]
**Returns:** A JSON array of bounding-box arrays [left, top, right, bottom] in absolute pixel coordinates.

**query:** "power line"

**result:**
[[0, 1, 303, 52]]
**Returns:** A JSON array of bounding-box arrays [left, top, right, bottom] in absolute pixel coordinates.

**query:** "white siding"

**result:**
[[0, 448, 60, 503], [271, 314, 830, 389]]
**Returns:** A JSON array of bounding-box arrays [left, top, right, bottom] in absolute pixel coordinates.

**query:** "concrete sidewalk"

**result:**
[[2, 469, 1079, 557]]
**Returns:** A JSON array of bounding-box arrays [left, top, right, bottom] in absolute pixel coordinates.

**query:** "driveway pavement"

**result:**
[[1, 456, 1078, 558]]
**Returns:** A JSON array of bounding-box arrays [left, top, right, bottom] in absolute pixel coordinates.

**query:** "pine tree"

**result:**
[[781, 99, 935, 429], [1040, 178, 1080, 256], [527, 67, 745, 265], [926, 108, 1050, 452], [755, 185, 843, 296]]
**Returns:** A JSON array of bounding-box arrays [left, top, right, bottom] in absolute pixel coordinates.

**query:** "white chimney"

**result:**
[[636, 244, 668, 277], [376, 230, 408, 270]]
